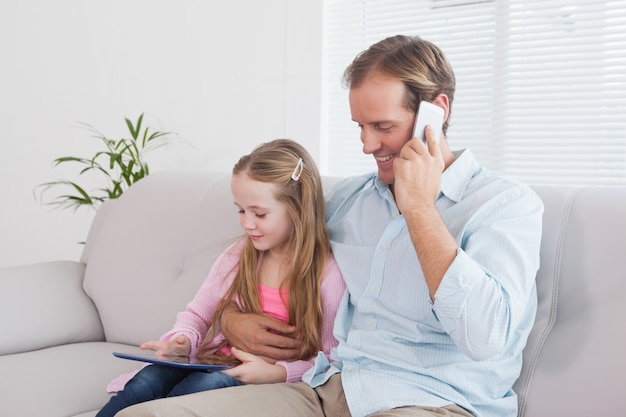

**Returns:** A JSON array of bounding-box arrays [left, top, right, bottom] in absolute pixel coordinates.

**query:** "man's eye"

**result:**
[[376, 124, 393, 131]]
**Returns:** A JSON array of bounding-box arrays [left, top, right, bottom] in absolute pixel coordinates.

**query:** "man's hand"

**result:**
[[140, 334, 191, 357], [220, 302, 301, 363], [393, 125, 444, 215]]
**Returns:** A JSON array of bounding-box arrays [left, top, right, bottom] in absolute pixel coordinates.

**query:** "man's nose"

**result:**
[[361, 129, 381, 155]]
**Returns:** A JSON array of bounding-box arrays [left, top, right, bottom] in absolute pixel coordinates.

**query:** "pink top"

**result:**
[[215, 283, 289, 358], [108, 239, 345, 391]]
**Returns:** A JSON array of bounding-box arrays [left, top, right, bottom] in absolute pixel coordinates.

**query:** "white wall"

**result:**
[[0, 1, 323, 267]]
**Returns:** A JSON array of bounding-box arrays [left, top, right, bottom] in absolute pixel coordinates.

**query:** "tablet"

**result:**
[[113, 351, 237, 371]]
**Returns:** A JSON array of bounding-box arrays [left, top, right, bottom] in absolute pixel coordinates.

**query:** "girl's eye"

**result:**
[[255, 213, 266, 219], [237, 209, 244, 214]]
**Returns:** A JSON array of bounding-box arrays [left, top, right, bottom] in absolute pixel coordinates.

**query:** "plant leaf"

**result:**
[[36, 113, 179, 213], [126, 113, 143, 140]]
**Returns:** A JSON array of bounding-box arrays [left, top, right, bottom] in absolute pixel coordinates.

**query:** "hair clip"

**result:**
[[291, 158, 303, 181]]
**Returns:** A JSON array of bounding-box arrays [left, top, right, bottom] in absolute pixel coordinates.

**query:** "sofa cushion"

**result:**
[[0, 342, 143, 417], [81, 171, 241, 346], [0, 260, 103, 355], [517, 186, 626, 417]]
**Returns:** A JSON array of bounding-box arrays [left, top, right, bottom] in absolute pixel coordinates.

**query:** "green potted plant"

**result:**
[[36, 113, 180, 211]]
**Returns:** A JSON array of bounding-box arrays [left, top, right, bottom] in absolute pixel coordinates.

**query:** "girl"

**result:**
[[96, 139, 345, 417]]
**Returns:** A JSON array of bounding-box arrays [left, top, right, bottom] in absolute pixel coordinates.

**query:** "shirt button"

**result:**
[[380, 244, 389, 251], [367, 319, 375, 327], [369, 287, 377, 295]]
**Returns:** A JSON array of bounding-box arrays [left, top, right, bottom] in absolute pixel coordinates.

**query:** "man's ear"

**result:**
[[432, 94, 450, 122]]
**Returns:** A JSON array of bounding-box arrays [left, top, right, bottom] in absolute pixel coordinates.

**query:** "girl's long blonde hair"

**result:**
[[202, 138, 330, 360]]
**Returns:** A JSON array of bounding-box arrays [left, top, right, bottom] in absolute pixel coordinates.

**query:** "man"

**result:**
[[118, 35, 543, 417]]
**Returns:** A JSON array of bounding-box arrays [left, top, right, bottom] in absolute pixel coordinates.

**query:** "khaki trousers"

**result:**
[[115, 374, 473, 417]]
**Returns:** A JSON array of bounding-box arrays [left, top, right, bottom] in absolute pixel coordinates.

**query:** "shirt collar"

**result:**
[[440, 148, 481, 203]]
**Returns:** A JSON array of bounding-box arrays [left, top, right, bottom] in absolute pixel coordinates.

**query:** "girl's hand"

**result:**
[[221, 347, 287, 384], [140, 334, 191, 357]]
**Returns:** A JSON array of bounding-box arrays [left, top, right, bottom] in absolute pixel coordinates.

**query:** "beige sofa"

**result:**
[[1, 171, 625, 417]]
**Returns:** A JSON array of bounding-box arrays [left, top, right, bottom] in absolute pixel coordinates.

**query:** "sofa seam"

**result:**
[[517, 187, 580, 417]]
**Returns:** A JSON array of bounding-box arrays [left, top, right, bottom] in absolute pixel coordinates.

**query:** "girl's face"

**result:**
[[231, 172, 293, 256]]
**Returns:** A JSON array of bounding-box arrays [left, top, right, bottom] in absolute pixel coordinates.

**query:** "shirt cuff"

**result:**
[[302, 351, 342, 387]]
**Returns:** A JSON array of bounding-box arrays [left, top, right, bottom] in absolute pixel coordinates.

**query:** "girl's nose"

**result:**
[[241, 215, 256, 230]]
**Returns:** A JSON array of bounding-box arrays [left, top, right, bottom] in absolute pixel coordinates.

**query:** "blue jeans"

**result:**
[[96, 364, 241, 417]]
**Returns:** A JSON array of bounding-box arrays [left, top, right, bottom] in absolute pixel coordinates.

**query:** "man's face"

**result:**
[[348, 74, 415, 185]]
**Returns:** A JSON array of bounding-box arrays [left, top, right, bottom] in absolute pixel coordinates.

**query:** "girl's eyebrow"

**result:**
[[234, 202, 270, 211]]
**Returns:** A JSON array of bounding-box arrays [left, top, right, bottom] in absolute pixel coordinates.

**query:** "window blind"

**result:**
[[322, 0, 626, 186]]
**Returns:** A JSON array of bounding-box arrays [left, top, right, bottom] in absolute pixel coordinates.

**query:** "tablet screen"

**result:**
[[113, 351, 238, 371]]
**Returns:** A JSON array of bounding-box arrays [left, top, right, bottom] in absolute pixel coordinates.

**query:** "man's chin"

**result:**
[[375, 164, 394, 183], [377, 171, 395, 185]]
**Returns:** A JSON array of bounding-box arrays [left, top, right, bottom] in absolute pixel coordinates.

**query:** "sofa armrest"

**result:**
[[0, 260, 104, 355]]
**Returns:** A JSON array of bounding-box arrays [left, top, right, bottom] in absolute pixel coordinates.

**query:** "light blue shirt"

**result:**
[[303, 149, 544, 417]]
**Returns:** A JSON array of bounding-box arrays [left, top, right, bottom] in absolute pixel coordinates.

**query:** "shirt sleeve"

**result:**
[[433, 183, 544, 360], [276, 254, 346, 382], [159, 240, 242, 357]]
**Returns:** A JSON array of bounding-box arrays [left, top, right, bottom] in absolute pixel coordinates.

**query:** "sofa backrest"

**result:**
[[515, 185, 626, 417]]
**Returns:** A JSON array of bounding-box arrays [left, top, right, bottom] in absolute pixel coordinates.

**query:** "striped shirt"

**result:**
[[303, 149, 543, 417]]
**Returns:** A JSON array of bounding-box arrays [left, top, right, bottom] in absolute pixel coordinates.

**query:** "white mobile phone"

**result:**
[[413, 101, 444, 144]]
